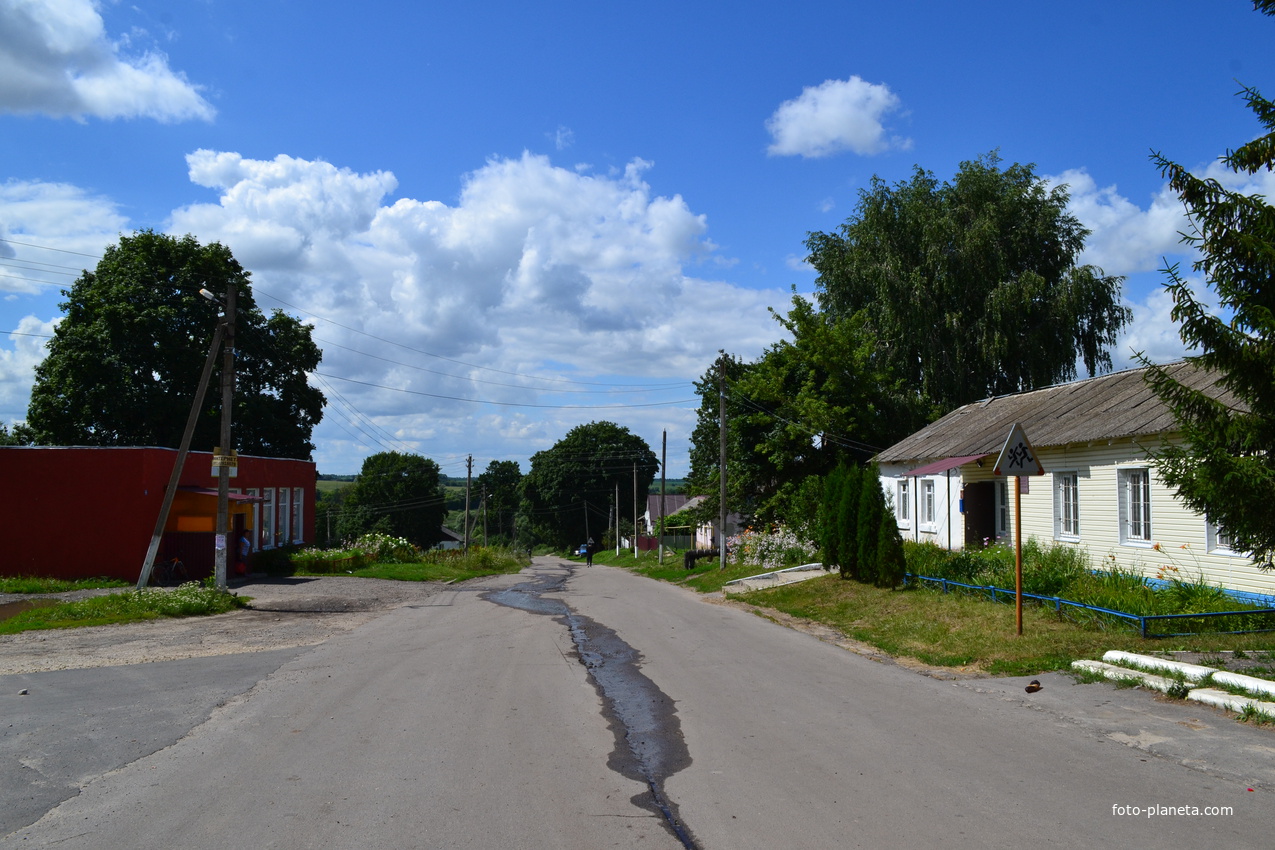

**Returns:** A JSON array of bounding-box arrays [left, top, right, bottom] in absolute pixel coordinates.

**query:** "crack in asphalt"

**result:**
[[482, 565, 698, 850]]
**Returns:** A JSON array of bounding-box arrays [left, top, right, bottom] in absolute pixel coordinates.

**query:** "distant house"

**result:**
[[435, 526, 464, 550], [875, 363, 1275, 603], [1, 446, 315, 582], [642, 493, 690, 535]]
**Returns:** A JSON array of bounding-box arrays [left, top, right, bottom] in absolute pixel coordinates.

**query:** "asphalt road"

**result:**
[[3, 557, 1274, 848]]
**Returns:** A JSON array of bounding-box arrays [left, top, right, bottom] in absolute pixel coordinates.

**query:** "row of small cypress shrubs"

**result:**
[[820, 461, 906, 588]]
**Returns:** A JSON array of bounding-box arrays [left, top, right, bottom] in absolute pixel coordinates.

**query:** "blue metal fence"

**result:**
[[904, 573, 1275, 638]]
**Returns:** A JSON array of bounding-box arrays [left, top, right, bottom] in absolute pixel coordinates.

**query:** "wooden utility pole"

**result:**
[[633, 462, 638, 558], [659, 429, 667, 565], [718, 352, 727, 570], [213, 282, 236, 590], [615, 482, 620, 555], [137, 323, 225, 589], [464, 455, 472, 553]]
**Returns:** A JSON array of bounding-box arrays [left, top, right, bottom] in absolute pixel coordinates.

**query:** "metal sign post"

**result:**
[[992, 423, 1046, 635]]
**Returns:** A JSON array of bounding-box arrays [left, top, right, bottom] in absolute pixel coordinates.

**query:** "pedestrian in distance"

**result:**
[[586, 537, 595, 567], [235, 532, 252, 577]]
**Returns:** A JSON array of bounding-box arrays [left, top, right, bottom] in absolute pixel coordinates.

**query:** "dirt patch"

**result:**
[[0, 576, 449, 676]]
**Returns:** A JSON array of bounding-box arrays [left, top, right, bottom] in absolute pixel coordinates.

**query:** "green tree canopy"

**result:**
[[806, 152, 1131, 413], [25, 231, 324, 459], [336, 451, 448, 549], [686, 305, 927, 529], [1143, 73, 1275, 569], [519, 421, 658, 549]]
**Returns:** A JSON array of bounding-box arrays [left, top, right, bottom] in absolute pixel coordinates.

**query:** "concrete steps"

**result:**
[[1071, 651, 1275, 718]]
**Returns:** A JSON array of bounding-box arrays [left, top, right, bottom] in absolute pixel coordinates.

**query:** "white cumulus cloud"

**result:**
[[1047, 169, 1188, 276], [766, 77, 911, 158], [164, 150, 790, 472], [0, 0, 213, 121]]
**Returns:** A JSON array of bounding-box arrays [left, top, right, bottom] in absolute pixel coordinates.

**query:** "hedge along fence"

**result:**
[[905, 573, 1275, 638], [902, 538, 1275, 637]]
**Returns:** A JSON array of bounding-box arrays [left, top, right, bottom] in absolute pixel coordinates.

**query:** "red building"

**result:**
[[1, 446, 315, 582]]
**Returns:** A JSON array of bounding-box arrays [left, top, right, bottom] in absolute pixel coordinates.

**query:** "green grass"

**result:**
[[0, 584, 249, 635], [0, 575, 130, 594], [573, 547, 766, 592], [593, 544, 1275, 677], [295, 547, 528, 583], [728, 575, 1275, 676]]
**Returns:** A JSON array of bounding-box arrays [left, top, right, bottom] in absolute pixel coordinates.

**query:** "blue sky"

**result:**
[[1, 1, 1273, 478]]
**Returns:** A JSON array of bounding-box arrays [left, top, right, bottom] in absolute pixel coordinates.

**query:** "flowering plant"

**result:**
[[355, 532, 419, 564], [726, 525, 818, 571]]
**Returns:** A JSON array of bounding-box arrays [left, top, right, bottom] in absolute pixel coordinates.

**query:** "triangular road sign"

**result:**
[[992, 423, 1045, 477]]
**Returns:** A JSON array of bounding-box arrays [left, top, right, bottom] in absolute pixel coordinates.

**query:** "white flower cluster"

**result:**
[[355, 532, 418, 564], [727, 526, 818, 571]]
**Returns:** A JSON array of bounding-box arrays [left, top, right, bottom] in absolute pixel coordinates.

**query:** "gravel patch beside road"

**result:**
[[0, 576, 448, 676]]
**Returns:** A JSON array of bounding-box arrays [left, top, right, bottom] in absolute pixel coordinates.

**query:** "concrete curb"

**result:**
[[722, 563, 828, 595], [1073, 652, 1275, 718]]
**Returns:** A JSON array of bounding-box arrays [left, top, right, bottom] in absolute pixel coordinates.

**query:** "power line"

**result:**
[[313, 371, 695, 410], [0, 237, 102, 258]]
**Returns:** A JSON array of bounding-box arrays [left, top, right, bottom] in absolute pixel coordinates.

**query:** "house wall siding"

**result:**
[[881, 440, 1274, 601]]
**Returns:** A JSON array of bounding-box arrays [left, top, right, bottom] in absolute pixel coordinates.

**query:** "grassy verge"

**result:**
[[589, 547, 1275, 676], [0, 576, 130, 594], [734, 575, 1275, 676], [295, 548, 528, 583], [570, 547, 767, 592], [0, 584, 249, 635]]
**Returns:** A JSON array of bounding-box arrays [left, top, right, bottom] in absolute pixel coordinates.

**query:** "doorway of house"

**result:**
[[963, 481, 996, 548]]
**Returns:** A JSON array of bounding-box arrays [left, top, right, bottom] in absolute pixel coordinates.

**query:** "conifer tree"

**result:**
[[837, 464, 862, 580], [1143, 55, 1275, 569]]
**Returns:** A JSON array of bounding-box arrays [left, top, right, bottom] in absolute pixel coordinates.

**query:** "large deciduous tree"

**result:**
[[25, 231, 324, 459], [686, 304, 927, 531], [806, 152, 1131, 414], [336, 451, 448, 549], [1142, 72, 1275, 569], [519, 421, 658, 549]]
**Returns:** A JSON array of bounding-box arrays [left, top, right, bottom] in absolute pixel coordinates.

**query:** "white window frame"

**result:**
[[1053, 471, 1080, 541], [1118, 468, 1152, 546], [261, 488, 275, 549], [246, 489, 260, 548], [276, 487, 291, 548], [897, 479, 911, 526], [920, 479, 937, 529], [1207, 520, 1243, 556], [292, 487, 304, 544]]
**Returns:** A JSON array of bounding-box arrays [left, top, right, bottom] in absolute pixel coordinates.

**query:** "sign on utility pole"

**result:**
[[992, 423, 1045, 636]]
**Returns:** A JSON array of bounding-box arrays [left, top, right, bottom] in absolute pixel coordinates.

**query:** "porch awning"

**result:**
[[904, 454, 990, 477], [178, 486, 265, 502]]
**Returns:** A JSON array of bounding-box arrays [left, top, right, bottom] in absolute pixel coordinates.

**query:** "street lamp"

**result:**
[[137, 283, 232, 589], [203, 285, 237, 590]]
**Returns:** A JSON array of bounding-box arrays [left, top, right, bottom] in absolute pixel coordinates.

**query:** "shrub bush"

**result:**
[[250, 544, 300, 576], [727, 526, 819, 572]]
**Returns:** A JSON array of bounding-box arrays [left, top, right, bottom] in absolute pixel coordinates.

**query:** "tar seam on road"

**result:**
[[483, 566, 699, 850]]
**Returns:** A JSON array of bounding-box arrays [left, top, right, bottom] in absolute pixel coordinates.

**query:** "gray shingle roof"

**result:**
[[876, 362, 1227, 464]]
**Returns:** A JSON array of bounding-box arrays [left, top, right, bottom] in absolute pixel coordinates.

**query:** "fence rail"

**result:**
[[905, 573, 1275, 638]]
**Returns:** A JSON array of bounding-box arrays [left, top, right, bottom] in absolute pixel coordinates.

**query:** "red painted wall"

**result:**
[[0, 446, 315, 582]]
